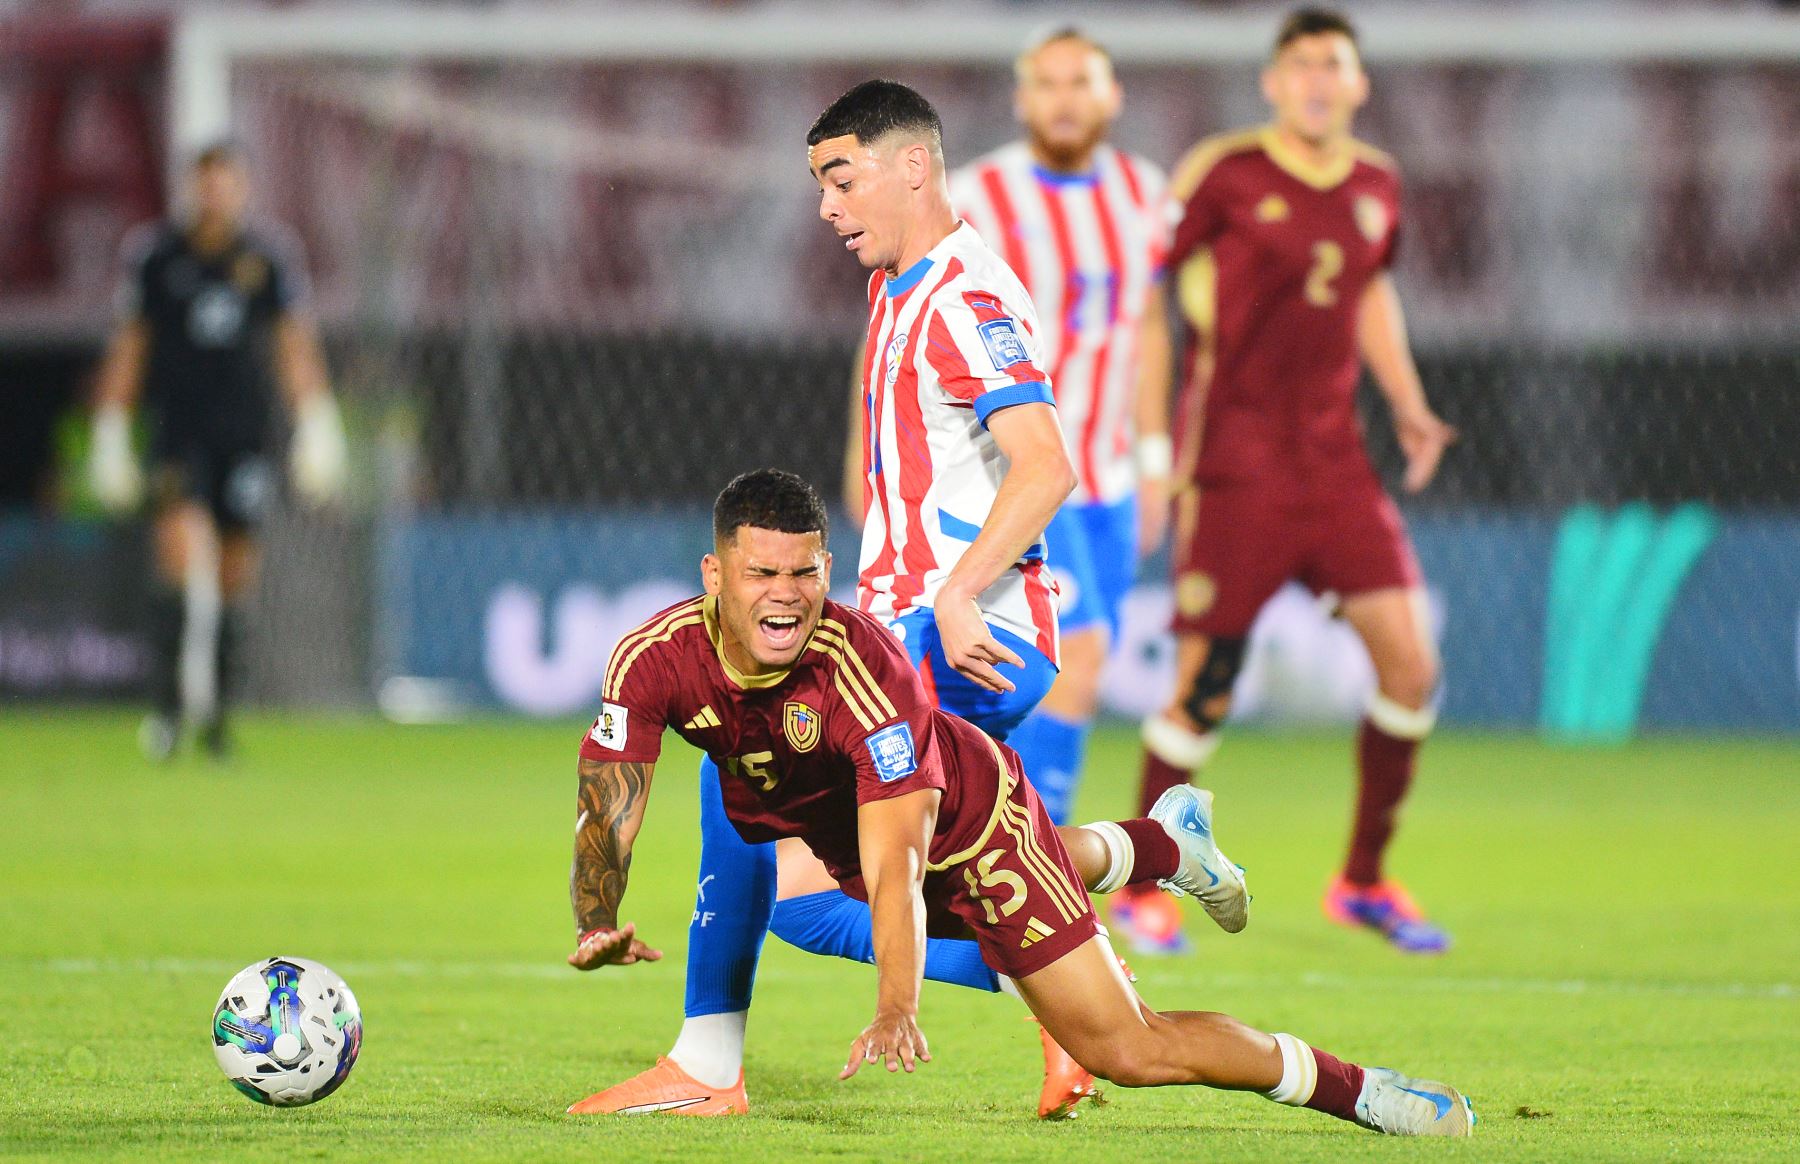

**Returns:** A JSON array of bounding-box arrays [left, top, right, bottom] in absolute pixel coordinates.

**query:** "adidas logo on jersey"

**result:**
[[1019, 917, 1057, 949], [683, 706, 721, 731]]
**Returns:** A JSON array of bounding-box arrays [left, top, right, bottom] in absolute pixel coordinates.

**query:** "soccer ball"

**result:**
[[211, 956, 363, 1106]]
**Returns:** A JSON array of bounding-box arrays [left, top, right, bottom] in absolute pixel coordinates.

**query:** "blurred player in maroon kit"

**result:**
[[1120, 8, 1460, 955], [563, 469, 1472, 1136]]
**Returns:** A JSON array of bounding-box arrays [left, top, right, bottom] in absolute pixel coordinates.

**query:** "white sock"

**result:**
[[1367, 692, 1437, 741], [1264, 1032, 1319, 1106], [668, 1011, 746, 1089], [1082, 820, 1134, 894], [1141, 714, 1220, 769]]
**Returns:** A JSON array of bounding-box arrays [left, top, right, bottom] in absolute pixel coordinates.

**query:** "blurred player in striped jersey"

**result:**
[[1124, 8, 1459, 955], [946, 28, 1173, 840]]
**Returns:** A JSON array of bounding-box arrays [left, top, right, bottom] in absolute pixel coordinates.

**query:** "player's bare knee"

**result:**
[[1377, 654, 1438, 712]]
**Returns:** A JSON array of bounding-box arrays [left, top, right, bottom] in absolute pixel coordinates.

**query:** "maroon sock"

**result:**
[[1304, 1047, 1367, 1122], [1136, 751, 1190, 819], [1116, 817, 1179, 885], [1343, 718, 1420, 886]]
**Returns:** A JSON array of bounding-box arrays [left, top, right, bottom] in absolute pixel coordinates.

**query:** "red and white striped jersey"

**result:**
[[950, 143, 1169, 505], [856, 222, 1062, 665]]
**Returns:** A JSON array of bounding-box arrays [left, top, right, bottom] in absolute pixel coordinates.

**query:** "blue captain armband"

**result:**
[[973, 381, 1055, 428]]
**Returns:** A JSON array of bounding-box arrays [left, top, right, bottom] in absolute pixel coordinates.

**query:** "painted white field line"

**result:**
[[21, 958, 1794, 1002]]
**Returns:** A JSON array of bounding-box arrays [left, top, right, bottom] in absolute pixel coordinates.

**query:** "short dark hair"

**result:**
[[806, 79, 943, 158], [191, 139, 245, 170], [712, 469, 829, 547], [1274, 7, 1359, 55]]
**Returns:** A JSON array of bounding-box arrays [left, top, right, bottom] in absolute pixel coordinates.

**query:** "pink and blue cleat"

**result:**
[[1108, 886, 1192, 956], [1322, 876, 1450, 954]]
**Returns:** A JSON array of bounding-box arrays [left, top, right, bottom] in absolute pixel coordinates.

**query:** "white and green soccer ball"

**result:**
[[212, 956, 362, 1106]]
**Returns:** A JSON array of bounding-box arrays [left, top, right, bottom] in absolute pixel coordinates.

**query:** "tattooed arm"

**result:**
[[567, 757, 664, 971]]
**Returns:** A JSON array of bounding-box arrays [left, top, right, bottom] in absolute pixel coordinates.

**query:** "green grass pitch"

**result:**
[[2, 710, 1796, 1161]]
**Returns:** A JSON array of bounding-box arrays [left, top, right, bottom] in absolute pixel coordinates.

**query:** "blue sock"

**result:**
[[770, 890, 1000, 993], [1008, 711, 1091, 826], [685, 757, 777, 1017]]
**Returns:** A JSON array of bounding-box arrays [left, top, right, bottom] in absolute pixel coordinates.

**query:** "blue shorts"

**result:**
[[1046, 496, 1138, 640], [886, 608, 1057, 742]]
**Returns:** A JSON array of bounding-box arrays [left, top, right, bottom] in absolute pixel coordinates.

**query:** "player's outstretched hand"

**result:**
[[1395, 405, 1459, 494], [840, 1010, 931, 1079], [934, 596, 1021, 695], [567, 922, 663, 970]]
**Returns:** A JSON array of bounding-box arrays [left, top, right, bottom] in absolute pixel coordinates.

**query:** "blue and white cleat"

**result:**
[[1354, 1067, 1476, 1136], [1149, 785, 1249, 933]]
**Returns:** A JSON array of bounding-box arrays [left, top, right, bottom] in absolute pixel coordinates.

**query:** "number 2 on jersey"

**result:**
[[1305, 241, 1344, 308]]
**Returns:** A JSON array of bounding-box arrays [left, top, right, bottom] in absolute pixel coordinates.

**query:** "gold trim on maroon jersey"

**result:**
[[702, 595, 803, 689], [1257, 126, 1356, 191], [808, 619, 898, 731], [1168, 127, 1264, 203], [1175, 246, 1217, 485], [998, 798, 1086, 923], [605, 598, 706, 701], [927, 734, 1019, 872]]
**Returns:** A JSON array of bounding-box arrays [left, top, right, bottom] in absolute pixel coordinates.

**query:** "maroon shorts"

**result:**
[[840, 744, 1099, 980], [1170, 478, 1421, 639]]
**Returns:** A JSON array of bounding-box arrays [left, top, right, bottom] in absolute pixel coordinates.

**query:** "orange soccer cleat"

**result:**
[[567, 1056, 749, 1116], [1036, 1021, 1105, 1120]]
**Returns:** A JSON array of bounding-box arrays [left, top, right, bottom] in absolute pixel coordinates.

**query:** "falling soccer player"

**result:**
[[565, 469, 1474, 1137], [580, 79, 1106, 1118]]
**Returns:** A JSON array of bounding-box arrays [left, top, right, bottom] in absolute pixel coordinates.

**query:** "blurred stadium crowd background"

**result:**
[[2, 0, 1796, 739]]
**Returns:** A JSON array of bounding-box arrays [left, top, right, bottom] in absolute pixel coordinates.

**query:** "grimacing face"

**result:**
[[1015, 38, 1120, 168], [1261, 32, 1369, 146], [703, 526, 831, 673], [810, 133, 920, 273], [192, 159, 250, 224]]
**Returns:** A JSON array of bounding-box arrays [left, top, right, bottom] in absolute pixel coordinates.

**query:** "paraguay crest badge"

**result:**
[[883, 331, 909, 386], [784, 701, 822, 753]]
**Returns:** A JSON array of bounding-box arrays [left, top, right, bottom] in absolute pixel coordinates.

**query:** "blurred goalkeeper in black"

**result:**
[[87, 142, 347, 760]]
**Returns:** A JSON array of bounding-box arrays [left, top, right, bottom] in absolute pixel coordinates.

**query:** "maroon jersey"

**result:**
[[1165, 127, 1401, 491], [578, 595, 1018, 885]]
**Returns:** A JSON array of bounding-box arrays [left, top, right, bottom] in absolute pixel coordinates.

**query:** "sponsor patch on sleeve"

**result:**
[[865, 723, 918, 783], [589, 702, 629, 751], [976, 316, 1031, 370]]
